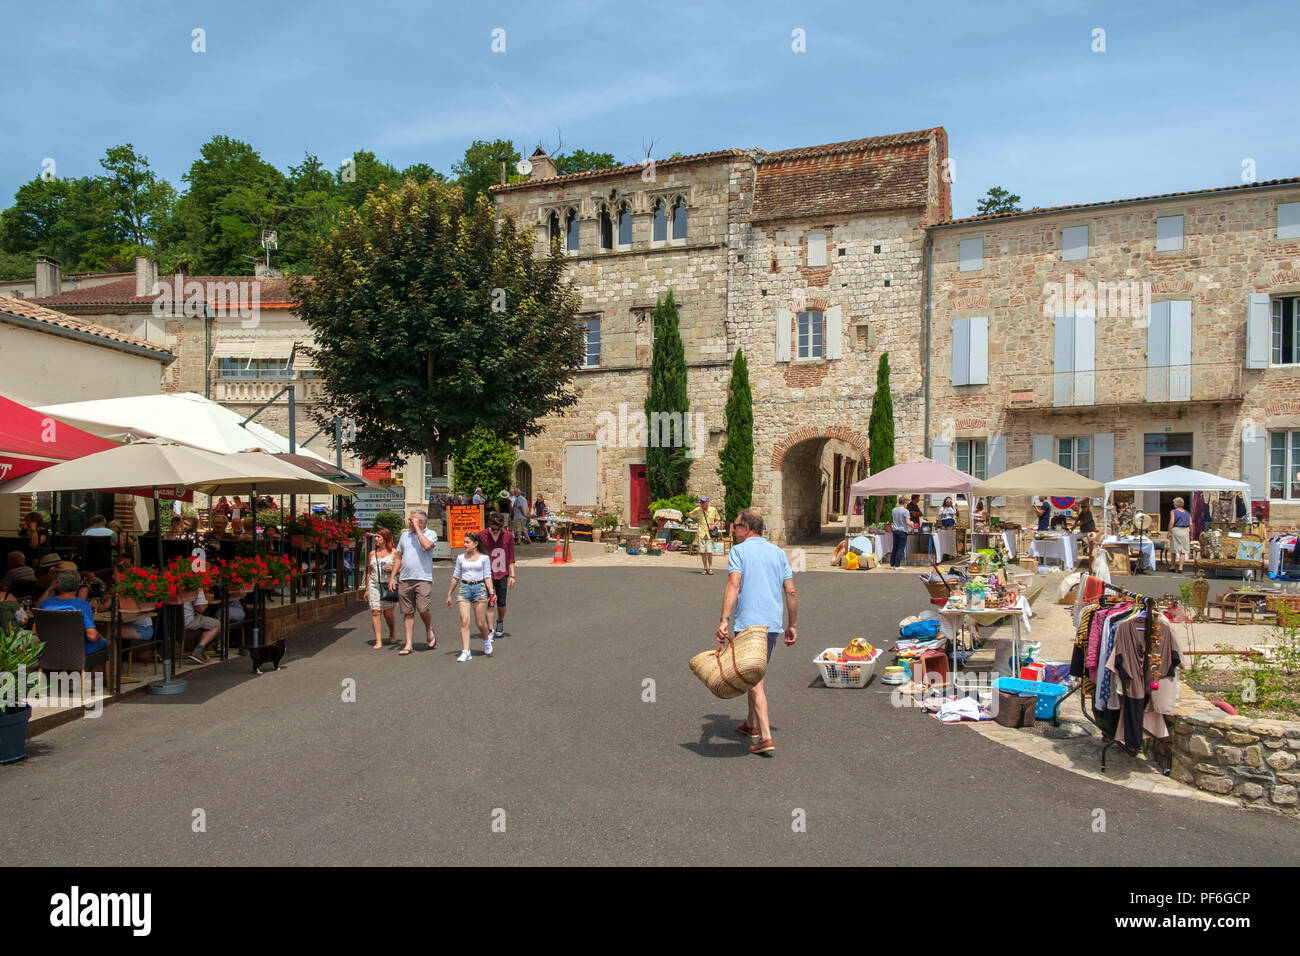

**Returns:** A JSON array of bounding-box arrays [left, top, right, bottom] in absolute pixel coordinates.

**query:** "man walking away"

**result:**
[[717, 509, 797, 756], [890, 500, 911, 568], [392, 511, 437, 655], [479, 511, 516, 649]]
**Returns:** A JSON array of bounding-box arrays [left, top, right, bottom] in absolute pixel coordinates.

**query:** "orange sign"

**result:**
[[447, 504, 484, 548]]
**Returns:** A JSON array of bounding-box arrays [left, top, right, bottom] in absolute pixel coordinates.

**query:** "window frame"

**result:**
[[796, 309, 824, 359], [565, 208, 580, 252], [1062, 225, 1089, 261], [616, 202, 633, 249], [670, 196, 687, 243], [652, 200, 667, 246], [598, 203, 613, 251], [580, 317, 601, 367], [1270, 295, 1300, 366], [1267, 430, 1300, 500], [1056, 436, 1092, 478], [1155, 214, 1184, 252], [954, 438, 988, 481]]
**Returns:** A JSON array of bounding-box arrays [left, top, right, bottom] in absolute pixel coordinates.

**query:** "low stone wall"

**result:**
[[1167, 685, 1300, 815], [264, 591, 362, 642]]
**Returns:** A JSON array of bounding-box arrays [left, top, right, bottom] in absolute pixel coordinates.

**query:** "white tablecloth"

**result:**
[[1029, 534, 1079, 568], [1270, 535, 1298, 576], [1102, 536, 1156, 570], [970, 530, 1017, 558]]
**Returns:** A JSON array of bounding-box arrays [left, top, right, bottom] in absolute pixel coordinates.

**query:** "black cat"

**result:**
[[249, 640, 286, 674]]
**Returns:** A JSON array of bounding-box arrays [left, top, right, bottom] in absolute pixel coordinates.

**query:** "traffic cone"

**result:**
[[552, 540, 565, 565]]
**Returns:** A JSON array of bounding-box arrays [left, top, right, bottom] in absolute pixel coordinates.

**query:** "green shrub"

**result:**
[[373, 510, 406, 538], [649, 494, 698, 516]]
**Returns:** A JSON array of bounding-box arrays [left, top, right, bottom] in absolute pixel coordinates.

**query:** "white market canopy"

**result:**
[[1104, 465, 1249, 497], [35, 392, 331, 462]]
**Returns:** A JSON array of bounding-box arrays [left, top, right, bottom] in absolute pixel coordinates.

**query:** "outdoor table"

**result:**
[[1029, 533, 1079, 569], [937, 595, 1033, 675], [970, 530, 1017, 558], [904, 529, 957, 564], [1101, 535, 1156, 571]]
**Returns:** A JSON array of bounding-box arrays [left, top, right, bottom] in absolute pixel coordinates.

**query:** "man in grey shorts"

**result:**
[[391, 510, 437, 655]]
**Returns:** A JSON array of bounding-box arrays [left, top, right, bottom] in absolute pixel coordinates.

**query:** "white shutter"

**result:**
[[951, 318, 970, 385], [564, 443, 598, 507], [1032, 434, 1053, 463], [959, 237, 983, 272], [825, 305, 842, 359], [1156, 215, 1183, 251], [1242, 430, 1267, 500], [1247, 293, 1269, 369], [968, 316, 989, 385], [1062, 225, 1089, 260], [1168, 300, 1192, 401], [1147, 301, 1171, 401], [987, 435, 1007, 506], [1053, 313, 1074, 406], [1074, 309, 1096, 405], [775, 307, 791, 362], [1092, 433, 1115, 496], [929, 439, 951, 506], [1279, 202, 1300, 240], [807, 232, 827, 267]]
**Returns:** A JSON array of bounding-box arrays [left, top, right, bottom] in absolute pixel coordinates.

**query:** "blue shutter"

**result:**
[[1279, 202, 1300, 240], [1242, 430, 1267, 500], [959, 237, 983, 272], [987, 435, 1007, 506], [1147, 300, 1170, 401], [775, 308, 791, 362], [1247, 293, 1270, 369], [1032, 434, 1053, 463], [1062, 225, 1089, 260], [968, 316, 989, 385], [1092, 433, 1115, 498], [825, 305, 842, 360], [1074, 309, 1095, 405], [929, 439, 950, 506], [1168, 300, 1192, 401], [951, 318, 970, 386], [1053, 313, 1073, 406]]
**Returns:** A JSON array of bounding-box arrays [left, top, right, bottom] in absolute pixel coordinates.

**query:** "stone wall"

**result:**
[[1166, 685, 1300, 815], [930, 183, 1300, 519]]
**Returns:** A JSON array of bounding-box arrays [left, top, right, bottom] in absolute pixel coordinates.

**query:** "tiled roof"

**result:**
[[0, 296, 175, 359], [937, 177, 1300, 227], [32, 275, 299, 308], [751, 132, 938, 222], [489, 149, 754, 194]]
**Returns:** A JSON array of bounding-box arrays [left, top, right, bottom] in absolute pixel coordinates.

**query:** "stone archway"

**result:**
[[514, 461, 533, 501], [769, 426, 870, 544]]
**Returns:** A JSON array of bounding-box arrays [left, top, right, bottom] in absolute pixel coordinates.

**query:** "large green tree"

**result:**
[[553, 150, 616, 174], [717, 347, 753, 524], [644, 290, 690, 500], [98, 144, 175, 254], [867, 351, 896, 523], [295, 179, 584, 466], [975, 186, 1022, 216], [0, 175, 114, 272], [453, 139, 525, 212], [450, 427, 516, 497]]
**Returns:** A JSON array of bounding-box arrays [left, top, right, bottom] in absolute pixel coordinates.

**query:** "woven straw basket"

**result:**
[[689, 625, 770, 699]]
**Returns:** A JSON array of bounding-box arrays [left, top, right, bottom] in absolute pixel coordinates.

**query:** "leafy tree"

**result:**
[[554, 150, 616, 175], [867, 352, 896, 523], [400, 162, 443, 184], [453, 139, 524, 212], [717, 347, 753, 524], [0, 250, 31, 280], [975, 186, 1022, 216], [335, 149, 399, 210], [278, 153, 344, 273], [0, 176, 114, 272], [450, 427, 516, 497], [162, 136, 287, 273], [98, 144, 175, 254], [372, 510, 406, 537], [644, 290, 690, 500], [295, 180, 584, 468]]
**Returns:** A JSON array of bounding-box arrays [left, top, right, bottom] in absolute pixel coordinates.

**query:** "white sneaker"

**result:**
[[484, 638, 494, 656], [456, 650, 472, 662]]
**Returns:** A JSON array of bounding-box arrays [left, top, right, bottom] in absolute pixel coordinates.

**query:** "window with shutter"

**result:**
[[1269, 296, 1300, 365], [1062, 225, 1089, 261], [959, 237, 983, 271], [1279, 202, 1300, 240], [807, 232, 826, 267], [952, 318, 970, 385], [1156, 215, 1184, 251]]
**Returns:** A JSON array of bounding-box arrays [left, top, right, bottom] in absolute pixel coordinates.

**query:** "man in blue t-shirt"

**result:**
[[716, 509, 797, 757], [37, 570, 108, 655]]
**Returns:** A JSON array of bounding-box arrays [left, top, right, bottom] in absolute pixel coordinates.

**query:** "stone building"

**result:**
[[491, 129, 951, 542], [927, 177, 1300, 524]]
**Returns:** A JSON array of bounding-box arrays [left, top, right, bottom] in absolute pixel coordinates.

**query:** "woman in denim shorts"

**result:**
[[445, 532, 496, 662]]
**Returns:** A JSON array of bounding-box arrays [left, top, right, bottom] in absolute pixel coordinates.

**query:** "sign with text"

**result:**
[[354, 486, 405, 525], [447, 504, 484, 548]]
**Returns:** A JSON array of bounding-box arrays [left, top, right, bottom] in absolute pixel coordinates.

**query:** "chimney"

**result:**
[[528, 147, 558, 181], [135, 256, 158, 297], [34, 256, 61, 298]]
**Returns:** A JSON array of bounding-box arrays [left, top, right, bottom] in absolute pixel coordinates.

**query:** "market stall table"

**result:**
[[1101, 535, 1157, 571], [1029, 533, 1080, 569], [937, 595, 1033, 675], [970, 530, 1017, 558]]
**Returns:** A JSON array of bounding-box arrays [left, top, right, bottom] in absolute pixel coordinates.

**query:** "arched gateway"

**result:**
[[767, 426, 871, 545]]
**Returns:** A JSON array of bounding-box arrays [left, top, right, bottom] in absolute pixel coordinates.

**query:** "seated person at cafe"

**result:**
[[184, 590, 221, 664], [23, 512, 48, 561], [82, 514, 115, 537], [204, 513, 233, 547], [238, 516, 255, 542], [36, 569, 108, 656], [33, 553, 68, 598], [0, 550, 36, 591]]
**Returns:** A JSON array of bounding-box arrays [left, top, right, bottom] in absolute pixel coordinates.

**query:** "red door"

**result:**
[[630, 465, 650, 525]]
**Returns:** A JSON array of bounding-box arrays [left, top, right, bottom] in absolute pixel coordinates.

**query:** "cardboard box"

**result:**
[[1020, 663, 1046, 681]]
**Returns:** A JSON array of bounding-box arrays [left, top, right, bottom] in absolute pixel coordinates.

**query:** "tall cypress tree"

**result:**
[[645, 290, 690, 499], [717, 347, 753, 524], [867, 351, 896, 523]]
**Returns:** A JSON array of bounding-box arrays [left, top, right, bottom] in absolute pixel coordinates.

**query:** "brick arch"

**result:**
[[770, 426, 870, 471]]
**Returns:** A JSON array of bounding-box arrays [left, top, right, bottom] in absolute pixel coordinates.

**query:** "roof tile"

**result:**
[[0, 296, 174, 358]]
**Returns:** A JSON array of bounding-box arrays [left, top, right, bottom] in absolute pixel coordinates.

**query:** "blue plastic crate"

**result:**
[[992, 676, 1070, 720]]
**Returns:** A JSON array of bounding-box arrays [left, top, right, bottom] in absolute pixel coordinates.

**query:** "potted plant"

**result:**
[[594, 514, 620, 540], [0, 624, 45, 764], [160, 556, 211, 605], [250, 554, 294, 590], [284, 514, 315, 550], [116, 566, 164, 611]]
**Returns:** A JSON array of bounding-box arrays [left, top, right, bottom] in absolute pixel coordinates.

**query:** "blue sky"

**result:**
[[4, 0, 1299, 218]]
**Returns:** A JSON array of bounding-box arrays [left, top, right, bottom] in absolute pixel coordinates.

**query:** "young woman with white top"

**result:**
[[445, 531, 496, 662]]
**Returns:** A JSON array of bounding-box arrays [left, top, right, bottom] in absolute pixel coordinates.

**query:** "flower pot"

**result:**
[[118, 596, 159, 612], [325, 542, 338, 551], [0, 705, 32, 764], [258, 578, 278, 590], [225, 588, 248, 601], [163, 590, 199, 606], [290, 534, 307, 549]]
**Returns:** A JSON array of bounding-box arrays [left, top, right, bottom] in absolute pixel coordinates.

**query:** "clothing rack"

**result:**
[[1069, 577, 1169, 773]]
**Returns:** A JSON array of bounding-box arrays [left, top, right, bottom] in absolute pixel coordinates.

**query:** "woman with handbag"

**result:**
[[364, 527, 400, 648]]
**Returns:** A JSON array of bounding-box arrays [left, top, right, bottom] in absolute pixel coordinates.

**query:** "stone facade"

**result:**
[[929, 181, 1300, 523], [492, 130, 950, 542]]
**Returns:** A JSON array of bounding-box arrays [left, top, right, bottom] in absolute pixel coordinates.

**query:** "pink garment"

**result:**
[[1086, 603, 1131, 680]]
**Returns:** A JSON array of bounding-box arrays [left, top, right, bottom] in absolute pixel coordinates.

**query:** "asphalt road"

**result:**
[[3, 562, 1297, 865]]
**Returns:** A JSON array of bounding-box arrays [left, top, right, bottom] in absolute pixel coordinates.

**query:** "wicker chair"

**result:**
[[34, 608, 109, 686]]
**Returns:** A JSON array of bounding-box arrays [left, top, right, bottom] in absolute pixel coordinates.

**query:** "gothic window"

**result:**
[[652, 200, 667, 243], [566, 208, 579, 252], [598, 204, 613, 251], [671, 196, 687, 241], [617, 202, 633, 247], [548, 211, 561, 245]]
